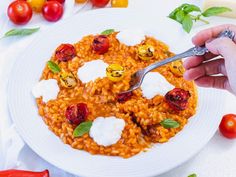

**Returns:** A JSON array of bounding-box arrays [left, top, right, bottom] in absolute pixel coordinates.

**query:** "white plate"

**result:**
[[7, 8, 225, 177]]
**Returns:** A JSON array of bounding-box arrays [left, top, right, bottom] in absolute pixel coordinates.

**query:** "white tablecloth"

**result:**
[[0, 0, 236, 177]]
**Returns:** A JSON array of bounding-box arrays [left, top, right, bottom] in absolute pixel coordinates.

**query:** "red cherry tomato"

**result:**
[[42, 1, 63, 22], [65, 103, 89, 125], [55, 44, 76, 62], [165, 88, 190, 111], [92, 35, 110, 54], [7, 1, 33, 25], [90, 0, 110, 7], [47, 0, 65, 4], [219, 114, 236, 139]]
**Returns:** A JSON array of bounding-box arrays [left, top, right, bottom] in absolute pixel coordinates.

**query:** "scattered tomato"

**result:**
[[75, 0, 87, 3], [106, 64, 124, 82], [117, 92, 133, 103], [55, 44, 76, 62], [60, 71, 77, 88], [27, 0, 46, 12], [165, 88, 190, 111], [92, 35, 110, 54], [47, 0, 65, 4], [90, 0, 110, 7], [42, 1, 63, 22], [65, 103, 89, 125], [219, 114, 236, 139], [170, 60, 185, 77], [137, 44, 155, 60], [111, 0, 128, 8], [0, 169, 49, 177], [7, 1, 33, 25]]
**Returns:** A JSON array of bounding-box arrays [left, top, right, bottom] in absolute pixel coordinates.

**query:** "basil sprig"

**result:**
[[160, 118, 180, 129], [188, 173, 197, 177], [47, 61, 61, 73], [2, 27, 40, 38], [101, 29, 115, 35], [169, 4, 231, 33], [73, 121, 93, 137]]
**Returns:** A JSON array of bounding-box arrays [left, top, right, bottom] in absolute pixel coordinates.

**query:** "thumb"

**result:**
[[205, 37, 236, 61]]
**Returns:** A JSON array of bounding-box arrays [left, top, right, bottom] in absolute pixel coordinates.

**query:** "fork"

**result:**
[[120, 30, 235, 94]]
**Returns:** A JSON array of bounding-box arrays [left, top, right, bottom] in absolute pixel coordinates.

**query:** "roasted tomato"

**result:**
[[42, 1, 63, 22], [106, 64, 124, 82], [90, 0, 110, 7], [117, 92, 133, 103], [55, 44, 76, 62], [65, 103, 89, 125], [27, 0, 46, 12], [137, 44, 155, 60], [92, 35, 109, 54], [47, 0, 65, 4], [170, 60, 185, 77], [75, 0, 87, 3], [7, 1, 33, 25], [219, 114, 236, 139], [165, 88, 190, 111], [59, 71, 77, 88]]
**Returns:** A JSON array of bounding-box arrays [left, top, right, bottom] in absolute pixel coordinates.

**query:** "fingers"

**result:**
[[184, 59, 226, 80], [192, 24, 236, 46], [194, 76, 231, 91]]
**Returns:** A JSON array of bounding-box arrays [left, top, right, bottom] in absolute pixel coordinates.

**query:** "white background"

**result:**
[[0, 0, 236, 177]]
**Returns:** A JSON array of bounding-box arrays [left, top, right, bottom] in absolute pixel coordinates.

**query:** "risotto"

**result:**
[[33, 30, 197, 158]]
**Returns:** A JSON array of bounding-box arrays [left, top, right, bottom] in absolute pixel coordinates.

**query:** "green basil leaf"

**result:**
[[182, 15, 193, 33], [202, 7, 232, 17], [3, 27, 40, 38], [188, 174, 197, 177], [101, 29, 115, 35], [73, 121, 93, 137], [183, 4, 201, 13], [175, 10, 185, 23], [47, 61, 61, 73], [160, 119, 180, 128]]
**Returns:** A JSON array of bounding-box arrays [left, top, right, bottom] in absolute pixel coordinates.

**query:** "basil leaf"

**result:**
[[188, 174, 197, 177], [101, 29, 115, 35], [202, 7, 232, 17], [175, 10, 185, 23], [73, 121, 93, 137], [182, 15, 193, 33], [3, 27, 40, 38], [47, 61, 61, 73], [160, 119, 180, 128], [183, 4, 201, 13]]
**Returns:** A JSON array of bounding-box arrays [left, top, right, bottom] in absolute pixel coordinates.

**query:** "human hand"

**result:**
[[183, 24, 236, 95]]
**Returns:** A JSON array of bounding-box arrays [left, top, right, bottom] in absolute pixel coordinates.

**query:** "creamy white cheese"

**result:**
[[116, 29, 145, 46], [141, 72, 174, 99], [77, 60, 108, 83], [32, 79, 59, 103], [89, 117, 125, 147]]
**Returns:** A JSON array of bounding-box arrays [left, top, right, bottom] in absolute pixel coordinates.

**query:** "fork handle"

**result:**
[[145, 29, 235, 73]]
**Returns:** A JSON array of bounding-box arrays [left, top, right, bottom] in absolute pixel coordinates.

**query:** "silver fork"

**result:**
[[121, 30, 235, 94]]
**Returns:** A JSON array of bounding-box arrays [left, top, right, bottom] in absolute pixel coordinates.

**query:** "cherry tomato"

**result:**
[[75, 0, 87, 3], [47, 0, 65, 4], [59, 71, 77, 88], [137, 44, 155, 60], [65, 103, 89, 125], [42, 1, 63, 22], [55, 44, 76, 62], [117, 92, 133, 103], [170, 60, 185, 77], [0, 169, 49, 177], [7, 1, 33, 25], [92, 35, 110, 54], [219, 114, 236, 139], [27, 0, 46, 12], [90, 0, 110, 7], [165, 88, 190, 111], [106, 64, 124, 82], [111, 0, 128, 8]]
